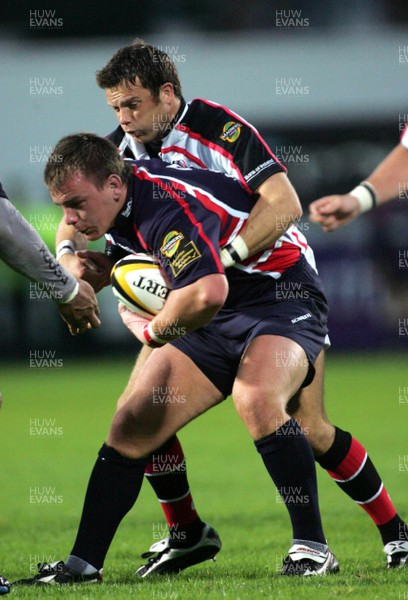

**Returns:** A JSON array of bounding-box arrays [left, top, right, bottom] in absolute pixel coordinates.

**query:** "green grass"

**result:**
[[0, 354, 407, 599]]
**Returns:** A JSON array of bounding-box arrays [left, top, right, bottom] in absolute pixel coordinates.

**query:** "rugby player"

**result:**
[[17, 133, 339, 584], [309, 126, 408, 230], [53, 42, 408, 573], [0, 180, 100, 595]]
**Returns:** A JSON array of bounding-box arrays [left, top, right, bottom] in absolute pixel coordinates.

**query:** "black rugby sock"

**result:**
[[69, 443, 147, 570], [316, 427, 406, 545], [255, 418, 326, 544]]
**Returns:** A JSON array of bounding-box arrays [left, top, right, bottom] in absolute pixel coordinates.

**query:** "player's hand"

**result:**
[[309, 193, 361, 232], [75, 250, 114, 292], [59, 251, 113, 293], [57, 279, 101, 336], [118, 303, 151, 344]]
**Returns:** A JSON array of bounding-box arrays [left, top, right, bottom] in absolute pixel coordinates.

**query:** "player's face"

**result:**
[[106, 79, 176, 144], [51, 171, 124, 241]]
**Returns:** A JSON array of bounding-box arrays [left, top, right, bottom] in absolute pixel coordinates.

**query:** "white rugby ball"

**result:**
[[110, 253, 169, 318]]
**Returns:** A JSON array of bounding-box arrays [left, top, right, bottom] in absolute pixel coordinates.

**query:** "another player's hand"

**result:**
[[59, 251, 114, 293], [309, 193, 361, 232], [57, 279, 101, 336], [118, 303, 151, 344]]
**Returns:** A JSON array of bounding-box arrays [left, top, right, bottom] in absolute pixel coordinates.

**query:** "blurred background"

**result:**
[[1, 0, 408, 359]]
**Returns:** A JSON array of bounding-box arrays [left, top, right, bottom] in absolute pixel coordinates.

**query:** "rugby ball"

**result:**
[[111, 253, 169, 318]]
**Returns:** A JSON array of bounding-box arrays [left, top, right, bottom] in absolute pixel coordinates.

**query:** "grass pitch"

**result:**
[[0, 353, 407, 599]]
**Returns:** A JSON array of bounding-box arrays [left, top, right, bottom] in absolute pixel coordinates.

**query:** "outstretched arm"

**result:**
[[309, 143, 408, 232], [0, 195, 100, 334]]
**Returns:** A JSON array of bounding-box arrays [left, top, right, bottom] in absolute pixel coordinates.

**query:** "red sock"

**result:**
[[145, 436, 199, 528]]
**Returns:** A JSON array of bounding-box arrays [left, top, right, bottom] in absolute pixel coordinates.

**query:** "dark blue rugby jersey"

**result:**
[[106, 160, 312, 306], [0, 181, 8, 199]]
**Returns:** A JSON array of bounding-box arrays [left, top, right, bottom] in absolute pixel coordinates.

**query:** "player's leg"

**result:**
[[17, 345, 224, 585], [232, 335, 338, 576], [118, 346, 210, 561], [289, 351, 408, 568]]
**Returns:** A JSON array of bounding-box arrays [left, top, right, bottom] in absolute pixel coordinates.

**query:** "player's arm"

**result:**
[[120, 273, 228, 346], [56, 217, 113, 292], [0, 196, 100, 334], [196, 103, 300, 267], [221, 173, 301, 266], [118, 176, 229, 345], [309, 142, 408, 232]]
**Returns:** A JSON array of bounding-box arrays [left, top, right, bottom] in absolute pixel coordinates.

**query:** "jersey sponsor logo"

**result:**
[[220, 121, 242, 143], [244, 158, 276, 183], [168, 240, 202, 277], [161, 231, 184, 258]]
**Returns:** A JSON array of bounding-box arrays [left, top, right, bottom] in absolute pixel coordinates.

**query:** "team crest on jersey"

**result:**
[[220, 121, 242, 143], [160, 231, 201, 276], [161, 231, 184, 258]]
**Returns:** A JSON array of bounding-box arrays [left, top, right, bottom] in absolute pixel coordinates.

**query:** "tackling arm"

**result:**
[[221, 173, 302, 266]]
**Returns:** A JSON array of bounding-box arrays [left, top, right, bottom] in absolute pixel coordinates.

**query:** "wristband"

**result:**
[[350, 181, 378, 214], [220, 235, 249, 268], [57, 280, 79, 304], [56, 240, 76, 261], [142, 322, 167, 348]]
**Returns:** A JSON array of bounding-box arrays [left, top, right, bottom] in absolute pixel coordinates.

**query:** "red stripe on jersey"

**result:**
[[327, 437, 367, 481], [134, 168, 224, 273], [132, 224, 150, 252], [194, 97, 286, 172], [291, 228, 308, 251], [220, 219, 242, 248], [160, 145, 208, 169], [247, 243, 300, 275], [189, 188, 231, 229], [174, 123, 252, 194]]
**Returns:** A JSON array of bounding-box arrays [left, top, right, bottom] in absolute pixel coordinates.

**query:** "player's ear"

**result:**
[[160, 82, 174, 101], [107, 174, 123, 198]]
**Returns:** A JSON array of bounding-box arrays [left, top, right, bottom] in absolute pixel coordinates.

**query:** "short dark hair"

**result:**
[[44, 133, 132, 193], [96, 39, 182, 100]]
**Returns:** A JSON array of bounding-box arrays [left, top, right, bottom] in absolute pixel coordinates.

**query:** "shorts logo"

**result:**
[[220, 121, 242, 143], [161, 231, 184, 258], [291, 312, 312, 324]]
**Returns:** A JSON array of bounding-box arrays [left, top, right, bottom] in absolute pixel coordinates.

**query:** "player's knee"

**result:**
[[109, 407, 137, 447], [233, 388, 288, 438], [109, 405, 149, 451]]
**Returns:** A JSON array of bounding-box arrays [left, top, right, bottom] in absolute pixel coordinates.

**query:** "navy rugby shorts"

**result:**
[[171, 257, 329, 398]]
